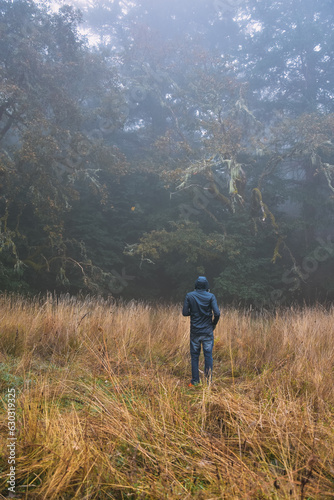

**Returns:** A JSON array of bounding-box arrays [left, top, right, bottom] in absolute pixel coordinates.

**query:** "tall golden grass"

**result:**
[[0, 294, 334, 499]]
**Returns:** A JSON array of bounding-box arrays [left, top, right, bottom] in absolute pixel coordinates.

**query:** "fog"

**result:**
[[0, 0, 333, 306]]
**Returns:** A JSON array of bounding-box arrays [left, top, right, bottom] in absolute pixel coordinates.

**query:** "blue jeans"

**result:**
[[190, 333, 214, 384]]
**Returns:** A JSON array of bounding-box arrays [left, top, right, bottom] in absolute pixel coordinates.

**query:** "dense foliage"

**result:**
[[0, 0, 333, 305]]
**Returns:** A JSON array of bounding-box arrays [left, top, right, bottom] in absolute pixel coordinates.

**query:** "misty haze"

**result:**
[[1, 0, 334, 498]]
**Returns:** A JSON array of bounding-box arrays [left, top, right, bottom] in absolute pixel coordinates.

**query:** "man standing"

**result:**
[[182, 276, 220, 386]]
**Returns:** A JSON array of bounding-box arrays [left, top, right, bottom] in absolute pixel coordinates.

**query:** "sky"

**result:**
[[41, 0, 101, 44], [46, 0, 133, 10], [47, 0, 91, 9]]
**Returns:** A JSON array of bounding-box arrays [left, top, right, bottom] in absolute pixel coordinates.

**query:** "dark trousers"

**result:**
[[190, 333, 214, 384]]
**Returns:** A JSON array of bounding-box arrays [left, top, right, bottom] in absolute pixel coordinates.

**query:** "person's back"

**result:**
[[183, 288, 219, 334], [182, 276, 220, 386]]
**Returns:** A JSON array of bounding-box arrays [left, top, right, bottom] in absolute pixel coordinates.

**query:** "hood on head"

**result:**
[[194, 276, 209, 290]]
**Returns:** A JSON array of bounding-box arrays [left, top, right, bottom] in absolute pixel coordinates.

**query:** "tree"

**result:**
[[0, 0, 127, 293], [109, 0, 334, 305], [235, 0, 334, 114], [1, 0, 333, 305]]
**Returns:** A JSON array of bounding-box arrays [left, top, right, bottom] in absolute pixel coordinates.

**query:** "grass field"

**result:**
[[0, 294, 334, 499]]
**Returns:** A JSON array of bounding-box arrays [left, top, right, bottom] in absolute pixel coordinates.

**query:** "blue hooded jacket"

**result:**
[[182, 276, 220, 335]]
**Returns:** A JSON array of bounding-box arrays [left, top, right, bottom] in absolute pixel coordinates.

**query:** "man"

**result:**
[[182, 276, 220, 386]]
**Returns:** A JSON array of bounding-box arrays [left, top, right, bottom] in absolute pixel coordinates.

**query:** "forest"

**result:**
[[0, 0, 334, 306], [2, 3, 334, 498]]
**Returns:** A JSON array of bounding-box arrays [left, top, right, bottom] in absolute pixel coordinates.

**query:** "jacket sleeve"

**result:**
[[182, 294, 191, 316], [211, 295, 220, 325]]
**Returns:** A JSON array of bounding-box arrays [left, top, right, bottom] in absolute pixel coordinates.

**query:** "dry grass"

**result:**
[[0, 294, 334, 499]]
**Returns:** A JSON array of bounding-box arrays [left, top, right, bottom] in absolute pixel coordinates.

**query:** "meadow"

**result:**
[[0, 294, 334, 499]]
